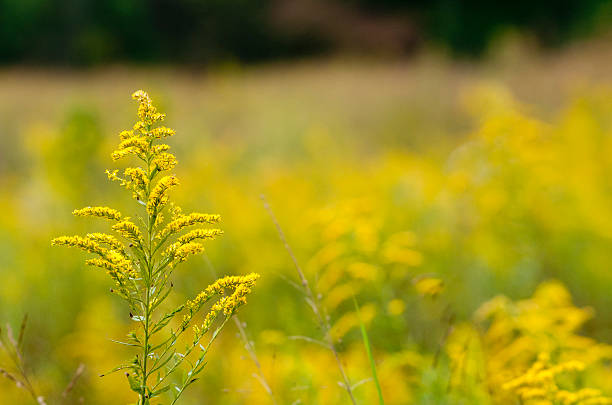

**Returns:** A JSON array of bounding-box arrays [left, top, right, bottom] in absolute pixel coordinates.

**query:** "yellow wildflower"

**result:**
[[388, 298, 405, 315], [413, 276, 444, 297], [51, 235, 106, 256], [119, 129, 134, 140], [151, 152, 177, 171], [185, 273, 260, 336], [106, 169, 121, 182], [164, 228, 223, 259], [72, 206, 122, 221], [503, 353, 592, 404], [123, 167, 148, 191], [147, 175, 179, 215], [177, 228, 223, 245], [112, 219, 143, 245], [185, 274, 260, 313], [132, 89, 166, 126], [172, 242, 204, 263], [160, 213, 221, 238], [152, 144, 170, 154], [86, 233, 124, 252], [151, 126, 176, 138], [86, 250, 136, 280]]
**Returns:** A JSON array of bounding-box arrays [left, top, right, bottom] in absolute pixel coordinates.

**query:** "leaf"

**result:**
[[151, 305, 184, 334], [353, 296, 385, 405], [99, 363, 138, 377], [150, 350, 176, 374], [110, 338, 141, 347], [150, 384, 171, 397], [127, 331, 142, 344], [151, 286, 175, 312]]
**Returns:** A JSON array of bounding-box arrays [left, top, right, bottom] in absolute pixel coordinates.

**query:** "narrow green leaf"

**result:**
[[151, 305, 184, 334], [353, 296, 385, 405], [150, 384, 171, 397], [99, 363, 138, 377]]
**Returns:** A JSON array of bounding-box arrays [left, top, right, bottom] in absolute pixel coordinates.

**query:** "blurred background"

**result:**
[[1, 0, 612, 64], [2, 1, 612, 404]]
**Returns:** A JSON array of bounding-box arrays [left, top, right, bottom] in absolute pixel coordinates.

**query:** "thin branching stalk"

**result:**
[[204, 254, 278, 404], [261, 194, 358, 405], [61, 363, 86, 400], [0, 317, 46, 405]]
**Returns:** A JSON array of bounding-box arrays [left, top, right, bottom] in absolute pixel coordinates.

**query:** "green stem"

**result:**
[[140, 137, 154, 405]]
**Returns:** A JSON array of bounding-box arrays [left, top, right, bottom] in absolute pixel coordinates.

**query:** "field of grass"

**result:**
[[2, 39, 612, 404]]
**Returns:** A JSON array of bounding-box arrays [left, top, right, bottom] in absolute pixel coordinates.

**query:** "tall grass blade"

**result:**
[[353, 296, 385, 405]]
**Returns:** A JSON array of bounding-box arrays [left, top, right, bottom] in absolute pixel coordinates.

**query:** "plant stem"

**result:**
[[261, 195, 358, 405], [140, 144, 154, 405]]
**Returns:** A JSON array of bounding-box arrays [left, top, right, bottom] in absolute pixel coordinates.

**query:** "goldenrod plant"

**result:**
[[52, 90, 258, 404], [441, 281, 612, 404], [503, 353, 612, 404]]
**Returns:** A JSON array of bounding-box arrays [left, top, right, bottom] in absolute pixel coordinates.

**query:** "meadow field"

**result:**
[[3, 38, 612, 404]]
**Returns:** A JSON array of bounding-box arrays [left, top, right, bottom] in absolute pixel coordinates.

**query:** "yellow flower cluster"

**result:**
[[106, 167, 150, 200], [132, 89, 166, 127], [184, 273, 260, 337], [110, 90, 177, 191], [444, 281, 612, 403], [163, 228, 223, 262], [177, 228, 223, 245], [111, 219, 143, 245], [151, 144, 170, 154], [52, 235, 106, 256], [503, 353, 584, 390], [159, 212, 221, 238], [86, 232, 124, 252], [151, 126, 176, 138], [193, 309, 219, 337], [557, 389, 612, 405], [123, 167, 148, 192], [151, 152, 177, 171], [72, 206, 122, 221], [86, 250, 138, 280], [172, 242, 204, 263], [51, 235, 137, 288], [154, 212, 165, 227], [413, 276, 444, 297], [503, 353, 612, 404], [112, 136, 149, 161], [146, 175, 179, 216]]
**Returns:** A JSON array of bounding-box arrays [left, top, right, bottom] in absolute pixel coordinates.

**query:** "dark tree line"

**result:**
[[0, 0, 609, 65]]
